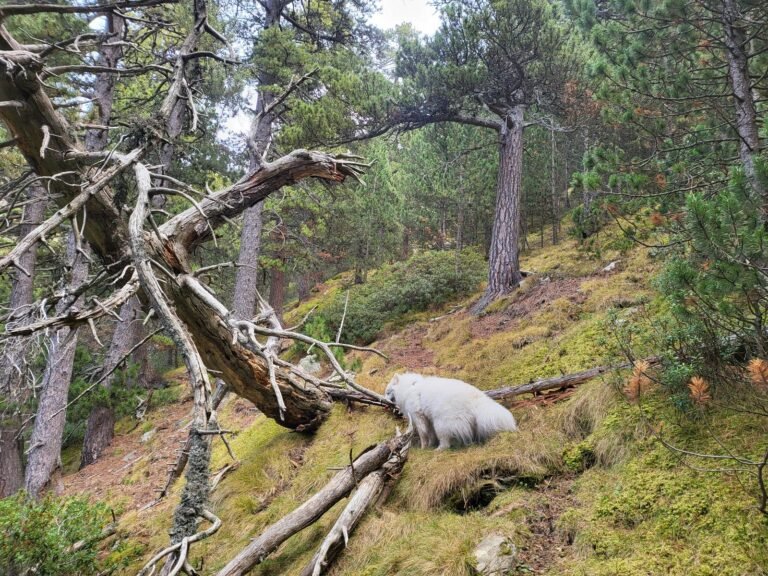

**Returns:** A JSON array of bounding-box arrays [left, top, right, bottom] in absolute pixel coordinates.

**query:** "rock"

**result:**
[[602, 260, 621, 273], [472, 534, 517, 576], [140, 429, 156, 443], [298, 354, 321, 376]]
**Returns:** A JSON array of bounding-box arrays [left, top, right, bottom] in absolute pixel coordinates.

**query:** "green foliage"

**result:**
[[0, 494, 121, 576], [654, 165, 768, 384], [308, 248, 486, 344], [64, 358, 142, 446], [291, 315, 345, 364]]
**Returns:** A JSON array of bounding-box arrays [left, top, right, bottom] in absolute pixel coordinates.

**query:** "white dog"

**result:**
[[385, 373, 517, 450]]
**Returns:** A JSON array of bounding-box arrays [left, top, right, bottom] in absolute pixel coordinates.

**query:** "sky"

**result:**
[[370, 0, 441, 35]]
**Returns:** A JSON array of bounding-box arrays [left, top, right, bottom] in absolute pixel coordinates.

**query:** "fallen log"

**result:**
[[487, 357, 660, 402], [215, 428, 413, 576], [299, 431, 412, 576]]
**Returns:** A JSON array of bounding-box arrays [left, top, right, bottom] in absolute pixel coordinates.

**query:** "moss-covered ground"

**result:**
[[61, 217, 768, 575]]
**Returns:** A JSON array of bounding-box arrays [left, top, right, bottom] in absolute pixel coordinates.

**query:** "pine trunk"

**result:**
[[79, 13, 137, 467], [0, 427, 24, 498], [473, 106, 525, 312], [0, 184, 46, 497], [80, 296, 144, 467], [232, 203, 265, 318], [230, 0, 285, 320], [268, 264, 286, 325], [721, 0, 765, 210], [24, 234, 89, 498]]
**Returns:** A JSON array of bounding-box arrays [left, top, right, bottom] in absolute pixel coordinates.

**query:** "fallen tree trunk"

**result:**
[[487, 357, 660, 402], [215, 429, 412, 576], [299, 436, 411, 576]]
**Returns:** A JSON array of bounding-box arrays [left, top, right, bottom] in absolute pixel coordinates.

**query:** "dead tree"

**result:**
[[0, 0, 388, 564]]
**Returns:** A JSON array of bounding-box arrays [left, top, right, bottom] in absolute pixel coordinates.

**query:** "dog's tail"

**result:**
[[475, 398, 518, 441]]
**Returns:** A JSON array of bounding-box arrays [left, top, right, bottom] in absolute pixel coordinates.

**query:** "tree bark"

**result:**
[[473, 106, 525, 312], [0, 428, 24, 498], [80, 297, 143, 468], [721, 0, 765, 211], [232, 203, 264, 318], [268, 262, 286, 325], [79, 13, 136, 468], [230, 0, 287, 320], [0, 183, 46, 497], [24, 233, 89, 499], [550, 126, 559, 245]]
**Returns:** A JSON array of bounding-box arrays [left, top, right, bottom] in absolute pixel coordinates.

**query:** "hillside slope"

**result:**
[[61, 220, 768, 575]]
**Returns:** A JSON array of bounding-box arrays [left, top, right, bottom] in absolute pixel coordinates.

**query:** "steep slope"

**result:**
[[60, 219, 768, 575]]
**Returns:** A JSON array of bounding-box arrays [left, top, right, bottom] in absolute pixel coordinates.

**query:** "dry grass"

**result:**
[[556, 378, 619, 441], [394, 409, 565, 512]]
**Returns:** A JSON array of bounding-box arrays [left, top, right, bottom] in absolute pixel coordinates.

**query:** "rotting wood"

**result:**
[[215, 429, 412, 576]]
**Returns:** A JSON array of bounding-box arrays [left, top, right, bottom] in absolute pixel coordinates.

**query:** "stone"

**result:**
[[602, 260, 621, 273], [298, 354, 322, 375], [140, 429, 156, 443], [472, 534, 517, 576]]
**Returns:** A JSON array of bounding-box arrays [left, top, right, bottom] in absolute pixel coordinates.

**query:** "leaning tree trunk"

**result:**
[[0, 184, 47, 497], [721, 0, 765, 212], [473, 105, 525, 313], [24, 234, 89, 499], [0, 21, 364, 432]]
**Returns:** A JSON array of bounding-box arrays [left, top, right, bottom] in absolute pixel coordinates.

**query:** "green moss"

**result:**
[[549, 397, 768, 576], [563, 441, 596, 473]]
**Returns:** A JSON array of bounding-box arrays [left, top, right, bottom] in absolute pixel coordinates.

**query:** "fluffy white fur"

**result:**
[[385, 373, 518, 450]]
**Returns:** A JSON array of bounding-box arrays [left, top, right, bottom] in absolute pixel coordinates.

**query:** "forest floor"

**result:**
[[62, 394, 259, 517], [59, 217, 768, 576]]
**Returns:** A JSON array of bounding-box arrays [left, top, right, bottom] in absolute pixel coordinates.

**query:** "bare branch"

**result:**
[[136, 509, 221, 576], [0, 149, 141, 275], [0, 0, 178, 19], [300, 428, 412, 576]]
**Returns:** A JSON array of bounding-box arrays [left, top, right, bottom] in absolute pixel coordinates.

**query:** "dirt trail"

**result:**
[[62, 394, 258, 511], [491, 475, 577, 574]]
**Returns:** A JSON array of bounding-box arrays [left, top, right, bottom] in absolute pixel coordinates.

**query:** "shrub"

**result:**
[[309, 248, 486, 344], [0, 494, 118, 576]]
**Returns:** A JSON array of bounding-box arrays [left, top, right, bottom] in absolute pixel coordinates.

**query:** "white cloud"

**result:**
[[370, 0, 440, 35]]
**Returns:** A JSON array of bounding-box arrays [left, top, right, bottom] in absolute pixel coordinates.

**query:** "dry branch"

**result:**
[[299, 432, 412, 576], [0, 0, 372, 434], [0, 148, 141, 275], [136, 509, 221, 576], [0, 0, 177, 19], [215, 429, 413, 576], [2, 273, 140, 337], [486, 357, 661, 402]]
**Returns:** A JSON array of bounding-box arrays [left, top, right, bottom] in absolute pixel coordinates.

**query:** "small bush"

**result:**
[[0, 494, 119, 576], [309, 248, 486, 344]]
